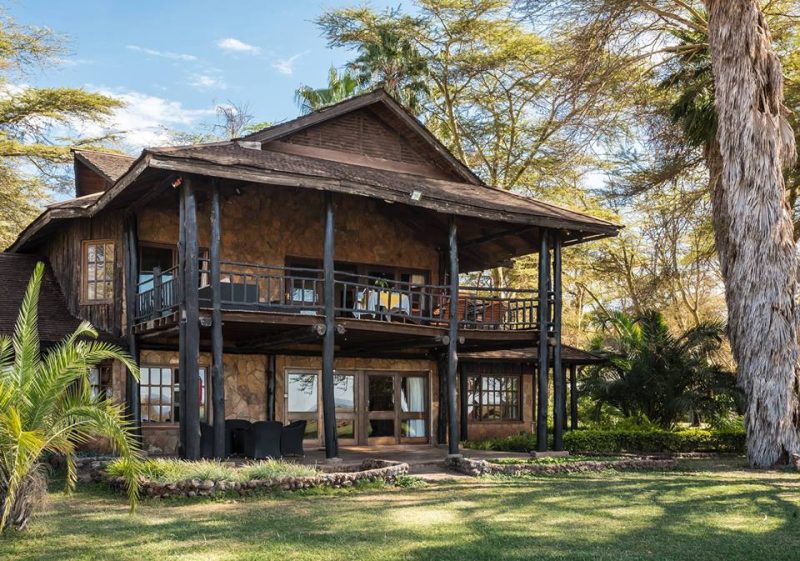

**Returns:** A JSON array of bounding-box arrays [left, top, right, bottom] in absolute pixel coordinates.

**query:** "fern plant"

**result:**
[[0, 263, 142, 532]]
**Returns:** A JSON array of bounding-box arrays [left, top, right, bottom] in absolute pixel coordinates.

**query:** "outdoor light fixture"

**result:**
[[411, 190, 422, 201]]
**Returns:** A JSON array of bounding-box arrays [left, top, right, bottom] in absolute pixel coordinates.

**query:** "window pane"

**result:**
[[400, 377, 426, 412], [333, 375, 355, 410], [401, 419, 426, 438], [368, 419, 394, 437], [368, 375, 394, 411], [336, 420, 355, 439], [288, 373, 317, 412]]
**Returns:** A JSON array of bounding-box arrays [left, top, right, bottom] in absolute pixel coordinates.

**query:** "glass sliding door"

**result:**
[[334, 373, 357, 444], [286, 371, 320, 443], [399, 375, 428, 442], [367, 374, 396, 443]]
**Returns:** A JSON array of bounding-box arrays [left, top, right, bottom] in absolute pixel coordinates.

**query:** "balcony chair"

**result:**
[[247, 421, 283, 459], [280, 420, 307, 457]]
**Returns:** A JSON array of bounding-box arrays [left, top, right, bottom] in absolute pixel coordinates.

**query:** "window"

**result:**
[[83, 240, 115, 302], [139, 366, 208, 423], [467, 375, 521, 421], [286, 371, 320, 440], [88, 363, 113, 399]]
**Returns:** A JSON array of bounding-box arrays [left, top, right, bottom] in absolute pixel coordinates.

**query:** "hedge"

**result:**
[[464, 428, 745, 455]]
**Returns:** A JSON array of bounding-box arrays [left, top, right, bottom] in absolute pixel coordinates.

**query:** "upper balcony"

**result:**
[[133, 259, 545, 352]]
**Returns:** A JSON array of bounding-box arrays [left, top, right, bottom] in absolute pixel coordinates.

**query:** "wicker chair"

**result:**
[[248, 421, 283, 459], [280, 420, 307, 457], [224, 419, 252, 457], [199, 422, 214, 459]]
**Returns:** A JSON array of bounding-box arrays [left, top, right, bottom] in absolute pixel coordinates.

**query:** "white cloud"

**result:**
[[216, 37, 261, 55], [188, 72, 227, 90], [77, 89, 215, 149], [126, 45, 198, 62], [271, 52, 307, 76]]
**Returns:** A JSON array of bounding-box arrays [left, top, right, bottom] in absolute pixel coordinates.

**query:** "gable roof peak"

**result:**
[[239, 88, 484, 186]]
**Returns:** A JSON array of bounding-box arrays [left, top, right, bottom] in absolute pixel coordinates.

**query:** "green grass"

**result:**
[[3, 458, 800, 561], [105, 458, 319, 484]]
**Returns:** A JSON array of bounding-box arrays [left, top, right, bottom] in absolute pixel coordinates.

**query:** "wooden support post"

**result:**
[[570, 363, 579, 430], [536, 231, 550, 452], [210, 180, 225, 458], [182, 177, 201, 460], [447, 216, 460, 456], [552, 233, 564, 451], [459, 364, 469, 442], [123, 213, 141, 435], [266, 354, 276, 421], [436, 352, 448, 445], [321, 192, 338, 459], [177, 185, 187, 455]]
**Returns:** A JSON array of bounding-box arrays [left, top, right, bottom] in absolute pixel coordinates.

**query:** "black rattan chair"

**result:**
[[200, 422, 214, 459], [248, 421, 283, 459], [225, 419, 252, 457], [280, 420, 307, 457]]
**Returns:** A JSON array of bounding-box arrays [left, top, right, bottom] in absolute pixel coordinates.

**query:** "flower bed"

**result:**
[[447, 455, 675, 477], [75, 457, 409, 498]]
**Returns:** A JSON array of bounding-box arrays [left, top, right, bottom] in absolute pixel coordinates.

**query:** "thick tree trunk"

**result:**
[[706, 0, 800, 467]]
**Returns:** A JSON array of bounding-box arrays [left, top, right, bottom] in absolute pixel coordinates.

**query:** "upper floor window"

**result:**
[[82, 240, 115, 303], [88, 363, 113, 399]]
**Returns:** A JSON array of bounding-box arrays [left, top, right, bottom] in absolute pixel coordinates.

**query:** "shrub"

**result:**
[[464, 427, 745, 455], [106, 458, 318, 484]]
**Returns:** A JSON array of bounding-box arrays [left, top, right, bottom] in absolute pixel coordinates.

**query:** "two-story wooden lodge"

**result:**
[[6, 90, 619, 459]]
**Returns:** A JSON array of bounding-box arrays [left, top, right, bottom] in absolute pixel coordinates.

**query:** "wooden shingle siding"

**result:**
[[33, 211, 125, 336], [284, 108, 431, 167]]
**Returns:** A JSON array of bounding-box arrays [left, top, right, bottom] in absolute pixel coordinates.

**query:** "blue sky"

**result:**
[[7, 0, 401, 150]]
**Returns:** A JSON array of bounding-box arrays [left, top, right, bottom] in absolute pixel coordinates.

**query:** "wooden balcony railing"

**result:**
[[133, 260, 544, 331]]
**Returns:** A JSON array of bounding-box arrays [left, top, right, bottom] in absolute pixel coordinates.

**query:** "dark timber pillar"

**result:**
[[177, 184, 187, 454], [536, 231, 550, 452], [210, 180, 225, 458], [569, 364, 579, 430], [552, 233, 564, 451], [181, 177, 201, 460], [459, 364, 469, 442], [123, 213, 141, 435], [266, 354, 276, 421], [322, 192, 338, 459], [436, 352, 448, 445], [447, 216, 460, 456]]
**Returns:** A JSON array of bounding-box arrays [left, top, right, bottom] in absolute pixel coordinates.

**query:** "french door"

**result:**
[[285, 369, 430, 445], [364, 371, 428, 445]]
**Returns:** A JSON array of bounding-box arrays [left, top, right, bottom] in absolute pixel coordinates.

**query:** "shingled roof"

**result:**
[[137, 142, 619, 235], [74, 150, 136, 183], [0, 254, 84, 344]]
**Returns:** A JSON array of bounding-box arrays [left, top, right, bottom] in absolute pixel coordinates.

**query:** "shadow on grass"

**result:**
[[3, 462, 800, 561]]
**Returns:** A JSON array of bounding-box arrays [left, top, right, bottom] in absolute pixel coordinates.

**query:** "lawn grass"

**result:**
[[2, 458, 800, 561]]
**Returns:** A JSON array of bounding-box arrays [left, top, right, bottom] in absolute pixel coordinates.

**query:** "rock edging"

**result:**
[[447, 456, 676, 477], [75, 457, 409, 498]]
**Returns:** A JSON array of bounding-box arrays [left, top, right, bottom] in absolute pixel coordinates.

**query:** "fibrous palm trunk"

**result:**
[[705, 0, 800, 467]]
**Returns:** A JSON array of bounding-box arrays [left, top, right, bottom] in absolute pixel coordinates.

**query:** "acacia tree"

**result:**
[[0, 14, 121, 249]]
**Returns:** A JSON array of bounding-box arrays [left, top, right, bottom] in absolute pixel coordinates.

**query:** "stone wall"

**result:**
[[447, 455, 676, 477], [75, 457, 409, 498], [137, 349, 268, 455], [136, 184, 441, 288]]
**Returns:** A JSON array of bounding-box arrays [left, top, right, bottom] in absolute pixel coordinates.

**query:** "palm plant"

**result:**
[[583, 310, 739, 429], [0, 263, 141, 532], [294, 66, 363, 114], [348, 28, 429, 114]]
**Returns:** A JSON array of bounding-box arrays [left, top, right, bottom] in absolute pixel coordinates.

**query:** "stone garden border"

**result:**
[[447, 455, 676, 477], [74, 457, 409, 498]]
